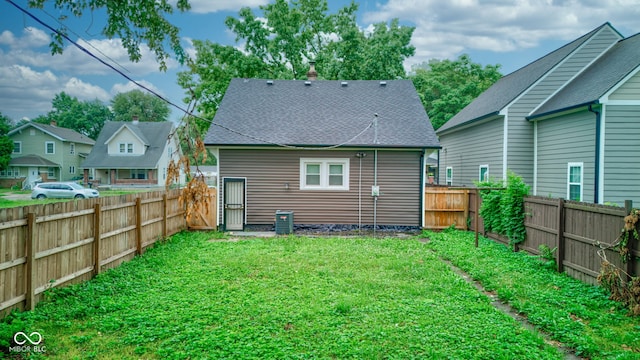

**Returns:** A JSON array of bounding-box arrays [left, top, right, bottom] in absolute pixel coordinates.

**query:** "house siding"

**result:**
[[107, 129, 145, 155], [10, 128, 64, 180], [603, 105, 640, 206], [506, 25, 620, 185], [218, 148, 422, 227], [438, 118, 504, 186], [536, 111, 595, 201], [608, 71, 640, 100]]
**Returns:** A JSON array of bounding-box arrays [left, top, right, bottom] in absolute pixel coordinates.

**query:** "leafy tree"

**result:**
[[111, 90, 170, 122], [411, 54, 502, 130], [0, 113, 15, 170], [178, 0, 415, 132], [34, 92, 113, 139], [27, 0, 190, 70]]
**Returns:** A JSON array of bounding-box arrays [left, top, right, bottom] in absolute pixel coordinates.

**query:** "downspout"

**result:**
[[588, 103, 601, 204], [420, 150, 425, 228]]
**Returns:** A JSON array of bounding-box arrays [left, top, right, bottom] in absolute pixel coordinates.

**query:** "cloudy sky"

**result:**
[[0, 0, 639, 122]]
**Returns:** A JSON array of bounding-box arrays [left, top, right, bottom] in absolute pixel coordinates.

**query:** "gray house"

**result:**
[[437, 22, 640, 206], [82, 121, 183, 187], [204, 78, 440, 231]]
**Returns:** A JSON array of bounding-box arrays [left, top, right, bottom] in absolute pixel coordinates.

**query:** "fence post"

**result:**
[[93, 203, 101, 277], [25, 213, 36, 311], [625, 200, 635, 280], [474, 189, 479, 248], [162, 193, 168, 238], [556, 198, 565, 273], [463, 189, 469, 231], [136, 197, 142, 255]]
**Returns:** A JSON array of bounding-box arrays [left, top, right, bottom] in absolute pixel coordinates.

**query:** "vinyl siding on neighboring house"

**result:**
[[505, 26, 620, 185], [535, 111, 595, 201], [218, 148, 422, 226], [603, 105, 640, 205], [439, 117, 504, 186], [608, 71, 640, 100]]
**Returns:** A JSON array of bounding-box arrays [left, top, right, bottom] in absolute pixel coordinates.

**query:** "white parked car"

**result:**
[[31, 182, 99, 199]]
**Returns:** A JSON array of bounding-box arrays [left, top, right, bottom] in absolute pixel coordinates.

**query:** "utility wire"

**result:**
[[6, 0, 377, 150]]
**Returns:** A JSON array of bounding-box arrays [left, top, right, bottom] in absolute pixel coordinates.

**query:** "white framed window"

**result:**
[[47, 167, 55, 177], [69, 166, 76, 174], [119, 143, 134, 153], [479, 165, 489, 182], [70, 143, 75, 154], [445, 167, 453, 186], [567, 162, 583, 202], [45, 141, 55, 154], [300, 158, 349, 190], [13, 141, 21, 154], [127, 143, 134, 153]]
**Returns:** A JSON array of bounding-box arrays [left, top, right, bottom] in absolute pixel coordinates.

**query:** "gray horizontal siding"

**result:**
[[218, 148, 422, 226], [536, 111, 595, 201], [609, 71, 640, 101], [603, 105, 640, 206], [438, 117, 504, 186]]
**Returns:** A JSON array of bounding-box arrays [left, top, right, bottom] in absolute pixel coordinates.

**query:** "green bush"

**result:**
[[478, 171, 530, 246]]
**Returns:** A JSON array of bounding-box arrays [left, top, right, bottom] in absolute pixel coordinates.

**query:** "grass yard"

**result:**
[[0, 188, 154, 209], [1, 231, 564, 359], [425, 229, 640, 359]]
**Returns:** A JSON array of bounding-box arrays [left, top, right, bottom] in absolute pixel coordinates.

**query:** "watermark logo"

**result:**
[[9, 331, 46, 354]]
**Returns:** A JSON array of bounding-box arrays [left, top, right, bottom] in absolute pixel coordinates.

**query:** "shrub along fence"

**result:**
[[0, 190, 187, 319]]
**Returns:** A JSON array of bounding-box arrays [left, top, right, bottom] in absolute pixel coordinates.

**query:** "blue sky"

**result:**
[[1, 0, 639, 123]]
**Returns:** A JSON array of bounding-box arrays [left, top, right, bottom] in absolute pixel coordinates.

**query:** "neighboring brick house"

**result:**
[[6, 122, 95, 188]]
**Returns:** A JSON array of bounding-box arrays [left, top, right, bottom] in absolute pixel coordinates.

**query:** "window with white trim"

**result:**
[[479, 165, 489, 182], [70, 143, 75, 154], [45, 141, 55, 154], [69, 166, 76, 174], [445, 167, 453, 186], [119, 143, 134, 153], [47, 167, 55, 177], [127, 143, 134, 153], [567, 162, 583, 202], [13, 141, 21, 154], [300, 158, 349, 190]]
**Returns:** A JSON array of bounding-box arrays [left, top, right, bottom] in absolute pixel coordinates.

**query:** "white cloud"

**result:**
[[0, 27, 49, 48], [62, 77, 110, 101], [363, 0, 640, 68], [111, 80, 164, 97], [188, 0, 270, 14]]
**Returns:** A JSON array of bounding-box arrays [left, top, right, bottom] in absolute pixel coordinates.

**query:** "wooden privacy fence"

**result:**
[[0, 189, 188, 318], [424, 187, 639, 285]]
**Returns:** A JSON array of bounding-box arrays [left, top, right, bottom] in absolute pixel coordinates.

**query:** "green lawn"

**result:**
[[0, 188, 154, 209], [1, 231, 564, 359], [424, 229, 640, 359]]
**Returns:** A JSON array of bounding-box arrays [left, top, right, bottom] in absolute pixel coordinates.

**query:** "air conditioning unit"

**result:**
[[275, 210, 294, 235]]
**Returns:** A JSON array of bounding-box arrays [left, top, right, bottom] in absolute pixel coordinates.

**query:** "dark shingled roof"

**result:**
[[530, 32, 640, 118], [204, 78, 440, 148], [82, 121, 173, 169], [10, 154, 59, 167], [9, 123, 95, 145], [436, 23, 610, 134]]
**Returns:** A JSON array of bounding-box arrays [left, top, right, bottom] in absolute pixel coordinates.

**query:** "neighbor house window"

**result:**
[[479, 165, 489, 182], [69, 166, 76, 174], [567, 162, 583, 201], [48, 167, 55, 177], [45, 141, 55, 154], [130, 169, 147, 179], [13, 141, 21, 154], [445, 167, 453, 186], [300, 158, 349, 190], [119, 143, 134, 153], [70, 143, 75, 154]]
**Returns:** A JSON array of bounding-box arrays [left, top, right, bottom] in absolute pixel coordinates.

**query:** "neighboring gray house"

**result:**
[[204, 78, 440, 231], [437, 22, 640, 205], [82, 120, 183, 187]]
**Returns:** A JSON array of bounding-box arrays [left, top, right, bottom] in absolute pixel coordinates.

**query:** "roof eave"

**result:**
[[526, 100, 600, 121]]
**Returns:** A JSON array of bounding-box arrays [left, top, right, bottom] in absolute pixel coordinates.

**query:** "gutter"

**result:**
[[588, 103, 601, 204], [526, 100, 598, 121]]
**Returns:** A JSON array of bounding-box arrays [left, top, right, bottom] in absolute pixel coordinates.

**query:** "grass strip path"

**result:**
[[2, 231, 561, 359], [424, 229, 640, 360]]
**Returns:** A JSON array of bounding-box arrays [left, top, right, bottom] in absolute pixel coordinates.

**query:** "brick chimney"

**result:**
[[132, 115, 139, 124], [50, 120, 57, 127], [306, 61, 318, 81]]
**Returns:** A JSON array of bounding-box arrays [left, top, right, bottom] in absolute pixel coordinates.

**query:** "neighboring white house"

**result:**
[[82, 120, 184, 187]]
